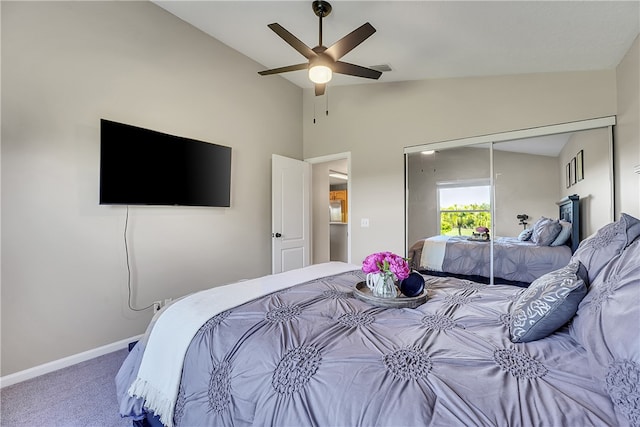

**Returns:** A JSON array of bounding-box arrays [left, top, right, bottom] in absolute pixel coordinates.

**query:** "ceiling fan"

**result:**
[[258, 0, 382, 96]]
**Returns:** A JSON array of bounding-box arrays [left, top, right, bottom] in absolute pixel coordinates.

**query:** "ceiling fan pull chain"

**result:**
[[326, 88, 329, 116], [313, 100, 317, 124]]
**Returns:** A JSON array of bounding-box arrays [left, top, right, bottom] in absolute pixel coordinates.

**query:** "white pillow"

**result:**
[[550, 220, 572, 246], [518, 228, 533, 241]]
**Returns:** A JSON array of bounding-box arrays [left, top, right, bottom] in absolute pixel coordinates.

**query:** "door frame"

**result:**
[[306, 152, 352, 264]]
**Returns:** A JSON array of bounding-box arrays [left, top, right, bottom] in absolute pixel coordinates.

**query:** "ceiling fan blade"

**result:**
[[258, 63, 309, 76], [333, 61, 382, 80], [268, 23, 317, 60], [324, 22, 376, 61], [315, 83, 326, 96]]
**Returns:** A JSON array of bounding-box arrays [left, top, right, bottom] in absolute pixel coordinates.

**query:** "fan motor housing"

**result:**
[[312, 1, 332, 18]]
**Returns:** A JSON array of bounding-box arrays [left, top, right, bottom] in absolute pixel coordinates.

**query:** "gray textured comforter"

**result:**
[[409, 236, 572, 284], [117, 269, 621, 426]]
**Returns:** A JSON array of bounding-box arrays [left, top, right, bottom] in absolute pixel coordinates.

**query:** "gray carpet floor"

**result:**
[[1, 349, 131, 427]]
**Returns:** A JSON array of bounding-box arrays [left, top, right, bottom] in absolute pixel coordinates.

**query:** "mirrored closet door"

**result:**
[[405, 117, 615, 285]]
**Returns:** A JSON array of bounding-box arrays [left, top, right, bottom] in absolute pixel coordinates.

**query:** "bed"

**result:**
[[408, 195, 580, 286], [116, 212, 640, 427]]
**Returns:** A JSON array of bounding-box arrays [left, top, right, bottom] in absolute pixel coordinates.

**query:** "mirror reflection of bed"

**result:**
[[405, 122, 614, 286]]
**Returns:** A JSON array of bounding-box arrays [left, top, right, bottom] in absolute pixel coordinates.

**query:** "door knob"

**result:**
[[274, 232, 282, 238]]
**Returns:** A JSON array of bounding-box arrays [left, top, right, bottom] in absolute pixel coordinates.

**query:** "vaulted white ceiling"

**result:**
[[154, 1, 639, 91]]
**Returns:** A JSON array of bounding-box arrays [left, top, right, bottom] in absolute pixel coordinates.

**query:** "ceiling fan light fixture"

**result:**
[[309, 64, 332, 84], [258, 1, 381, 95]]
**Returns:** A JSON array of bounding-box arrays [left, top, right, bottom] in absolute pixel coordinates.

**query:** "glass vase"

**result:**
[[372, 272, 398, 299]]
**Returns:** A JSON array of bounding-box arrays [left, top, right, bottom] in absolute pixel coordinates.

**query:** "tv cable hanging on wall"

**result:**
[[124, 206, 154, 312]]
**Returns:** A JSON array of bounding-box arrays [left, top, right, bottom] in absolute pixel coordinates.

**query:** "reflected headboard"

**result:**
[[557, 194, 580, 253]]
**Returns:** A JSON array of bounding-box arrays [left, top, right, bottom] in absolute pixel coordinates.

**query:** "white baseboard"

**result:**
[[0, 334, 143, 388]]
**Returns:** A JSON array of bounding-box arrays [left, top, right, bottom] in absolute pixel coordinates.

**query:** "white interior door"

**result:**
[[272, 154, 311, 274]]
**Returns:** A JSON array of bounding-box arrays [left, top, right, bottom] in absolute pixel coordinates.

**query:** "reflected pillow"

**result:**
[[518, 228, 533, 241], [510, 261, 587, 343], [531, 217, 562, 246], [570, 213, 640, 283], [550, 220, 572, 247]]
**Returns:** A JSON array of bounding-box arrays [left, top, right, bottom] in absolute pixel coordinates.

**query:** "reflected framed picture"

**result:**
[[577, 150, 584, 181], [566, 163, 571, 188], [571, 157, 577, 185]]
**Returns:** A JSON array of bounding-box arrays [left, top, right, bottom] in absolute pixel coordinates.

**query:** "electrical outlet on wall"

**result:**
[[153, 298, 173, 314]]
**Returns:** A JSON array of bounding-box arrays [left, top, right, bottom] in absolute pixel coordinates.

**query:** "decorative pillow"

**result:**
[[529, 216, 548, 231], [570, 213, 640, 284], [550, 220, 572, 247], [510, 261, 587, 343], [569, 239, 640, 426], [531, 217, 562, 246], [518, 228, 533, 241]]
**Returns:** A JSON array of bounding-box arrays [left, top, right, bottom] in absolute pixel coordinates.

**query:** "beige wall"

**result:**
[[614, 35, 640, 218], [493, 149, 560, 237], [1, 2, 302, 376], [304, 71, 617, 263], [559, 128, 613, 237]]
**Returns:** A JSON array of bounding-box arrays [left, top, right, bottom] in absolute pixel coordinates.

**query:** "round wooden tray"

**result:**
[[353, 282, 428, 309]]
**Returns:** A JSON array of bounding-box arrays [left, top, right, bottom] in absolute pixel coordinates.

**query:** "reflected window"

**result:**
[[438, 180, 491, 236]]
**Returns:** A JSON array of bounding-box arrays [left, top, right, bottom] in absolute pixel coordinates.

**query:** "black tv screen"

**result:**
[[100, 119, 231, 207]]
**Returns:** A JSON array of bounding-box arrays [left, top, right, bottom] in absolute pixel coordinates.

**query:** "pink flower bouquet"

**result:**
[[362, 251, 411, 282]]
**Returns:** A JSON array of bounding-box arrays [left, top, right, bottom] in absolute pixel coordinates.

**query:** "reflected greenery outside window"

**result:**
[[440, 205, 491, 236], [438, 183, 491, 236]]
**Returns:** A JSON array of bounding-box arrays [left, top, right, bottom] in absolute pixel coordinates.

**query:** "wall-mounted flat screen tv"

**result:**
[[100, 119, 231, 207]]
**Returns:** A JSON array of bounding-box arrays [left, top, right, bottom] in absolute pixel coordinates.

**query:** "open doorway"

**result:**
[[307, 153, 351, 264]]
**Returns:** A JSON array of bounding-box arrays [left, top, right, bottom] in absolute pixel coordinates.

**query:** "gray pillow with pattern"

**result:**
[[510, 261, 587, 343], [531, 217, 562, 246]]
